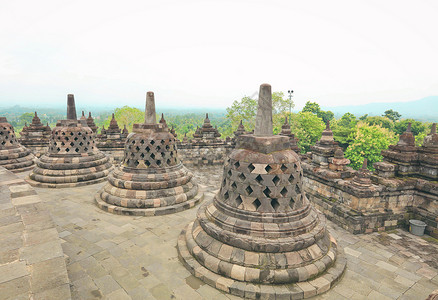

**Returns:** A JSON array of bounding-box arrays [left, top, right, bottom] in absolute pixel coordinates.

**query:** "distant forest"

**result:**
[[1, 95, 436, 171]]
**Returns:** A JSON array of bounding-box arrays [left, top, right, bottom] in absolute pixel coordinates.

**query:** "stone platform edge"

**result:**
[[0, 166, 71, 299], [177, 221, 347, 300]]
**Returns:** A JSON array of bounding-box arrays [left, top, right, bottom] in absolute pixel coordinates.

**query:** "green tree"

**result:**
[[359, 114, 368, 121], [103, 106, 143, 132], [394, 119, 426, 136], [383, 109, 401, 122], [302, 101, 334, 123], [345, 123, 397, 170], [364, 116, 394, 130], [331, 112, 358, 149], [290, 112, 325, 153], [226, 92, 294, 134]]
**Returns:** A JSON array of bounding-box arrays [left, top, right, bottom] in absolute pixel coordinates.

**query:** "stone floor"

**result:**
[[11, 165, 438, 300]]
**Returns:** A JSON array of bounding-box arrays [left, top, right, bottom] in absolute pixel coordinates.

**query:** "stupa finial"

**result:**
[[254, 83, 273, 136], [67, 94, 77, 120], [144, 91, 156, 124]]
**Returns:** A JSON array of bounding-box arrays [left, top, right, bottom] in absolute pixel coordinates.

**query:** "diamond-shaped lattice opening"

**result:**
[[272, 175, 280, 185], [280, 187, 288, 197], [245, 185, 253, 195], [271, 198, 280, 211], [140, 140, 144, 144], [150, 140, 155, 145], [135, 146, 140, 151], [289, 199, 295, 210], [65, 137, 69, 141], [57, 147, 61, 151], [84, 147, 88, 152], [234, 161, 240, 169], [295, 185, 301, 194], [263, 187, 270, 197], [166, 145, 170, 150], [70, 142, 74, 147], [255, 174, 263, 184], [265, 165, 272, 173], [223, 191, 229, 200], [75, 148, 80, 153], [235, 195, 243, 207], [156, 146, 161, 151], [161, 140, 165, 144], [248, 163, 255, 172], [222, 179, 226, 187], [140, 153, 145, 158], [281, 164, 287, 172], [134, 160, 139, 166], [288, 174, 294, 183], [70, 132, 74, 136], [145, 146, 150, 152], [170, 152, 174, 157], [62, 132, 65, 135], [227, 170, 232, 177], [166, 159, 171, 164], [74, 137, 78, 141], [145, 160, 151, 167], [231, 182, 237, 189], [161, 152, 166, 157], [151, 153, 155, 159], [253, 199, 261, 210], [132, 140, 135, 144], [78, 132, 82, 136], [157, 160, 161, 166], [238, 173, 246, 181], [65, 148, 69, 152]]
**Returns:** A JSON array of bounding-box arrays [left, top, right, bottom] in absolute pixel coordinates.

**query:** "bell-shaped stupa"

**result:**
[[178, 84, 346, 298], [26, 94, 113, 188], [0, 117, 35, 172], [95, 92, 204, 216]]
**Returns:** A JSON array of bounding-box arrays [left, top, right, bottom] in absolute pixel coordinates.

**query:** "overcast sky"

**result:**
[[1, 0, 437, 109]]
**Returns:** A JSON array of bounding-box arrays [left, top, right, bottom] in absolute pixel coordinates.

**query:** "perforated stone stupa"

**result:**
[[96, 113, 128, 163], [95, 92, 204, 216], [0, 117, 35, 172], [26, 94, 113, 188], [280, 117, 300, 153], [178, 84, 346, 299], [19, 112, 51, 157]]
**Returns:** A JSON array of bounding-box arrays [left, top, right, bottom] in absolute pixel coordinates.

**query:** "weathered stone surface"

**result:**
[[178, 84, 345, 299], [95, 91, 204, 216], [254, 83, 273, 137], [0, 117, 35, 172], [19, 112, 51, 158], [26, 94, 113, 188]]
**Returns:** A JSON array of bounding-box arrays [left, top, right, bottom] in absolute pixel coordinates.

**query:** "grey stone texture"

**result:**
[[26, 94, 113, 188], [177, 84, 346, 299], [0, 117, 35, 173], [145, 91, 157, 124], [0, 166, 70, 300], [95, 92, 204, 216], [96, 113, 128, 164], [19, 112, 51, 158]]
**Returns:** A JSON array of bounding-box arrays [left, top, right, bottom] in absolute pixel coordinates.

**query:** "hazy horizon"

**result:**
[[1, 0, 438, 110]]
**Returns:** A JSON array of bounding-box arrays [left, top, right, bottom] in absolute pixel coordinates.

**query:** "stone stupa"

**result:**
[[19, 112, 52, 157], [95, 92, 204, 216], [0, 117, 35, 172], [26, 94, 113, 188], [178, 84, 346, 299]]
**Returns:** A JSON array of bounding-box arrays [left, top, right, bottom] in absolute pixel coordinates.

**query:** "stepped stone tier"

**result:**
[[96, 114, 128, 164], [26, 94, 113, 188], [0, 117, 35, 172], [192, 113, 223, 145], [19, 112, 51, 157], [280, 118, 300, 153], [301, 123, 438, 237], [95, 91, 204, 216], [310, 121, 338, 168], [178, 84, 346, 299], [87, 112, 98, 133]]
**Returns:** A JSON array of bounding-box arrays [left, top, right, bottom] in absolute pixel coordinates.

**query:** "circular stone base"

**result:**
[[9, 163, 35, 174], [177, 222, 347, 300], [95, 191, 204, 216], [25, 176, 108, 188]]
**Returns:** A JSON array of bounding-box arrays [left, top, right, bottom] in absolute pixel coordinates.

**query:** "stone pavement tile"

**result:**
[[376, 260, 398, 272], [0, 260, 28, 284], [93, 274, 121, 295], [23, 227, 59, 246], [0, 221, 24, 234], [0, 275, 30, 299], [33, 283, 71, 300], [394, 274, 415, 288], [0, 248, 19, 264], [319, 290, 349, 300], [368, 290, 393, 300], [30, 256, 69, 293], [67, 261, 87, 282], [150, 283, 176, 300], [331, 283, 355, 299], [399, 282, 435, 300], [172, 284, 203, 300], [11, 195, 40, 206], [388, 233, 402, 240], [20, 239, 63, 264], [104, 288, 131, 300], [71, 274, 99, 300], [416, 266, 438, 279], [344, 247, 361, 258], [128, 285, 154, 300]]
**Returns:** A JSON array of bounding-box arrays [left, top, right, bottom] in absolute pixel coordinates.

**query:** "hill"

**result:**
[[324, 96, 438, 122]]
